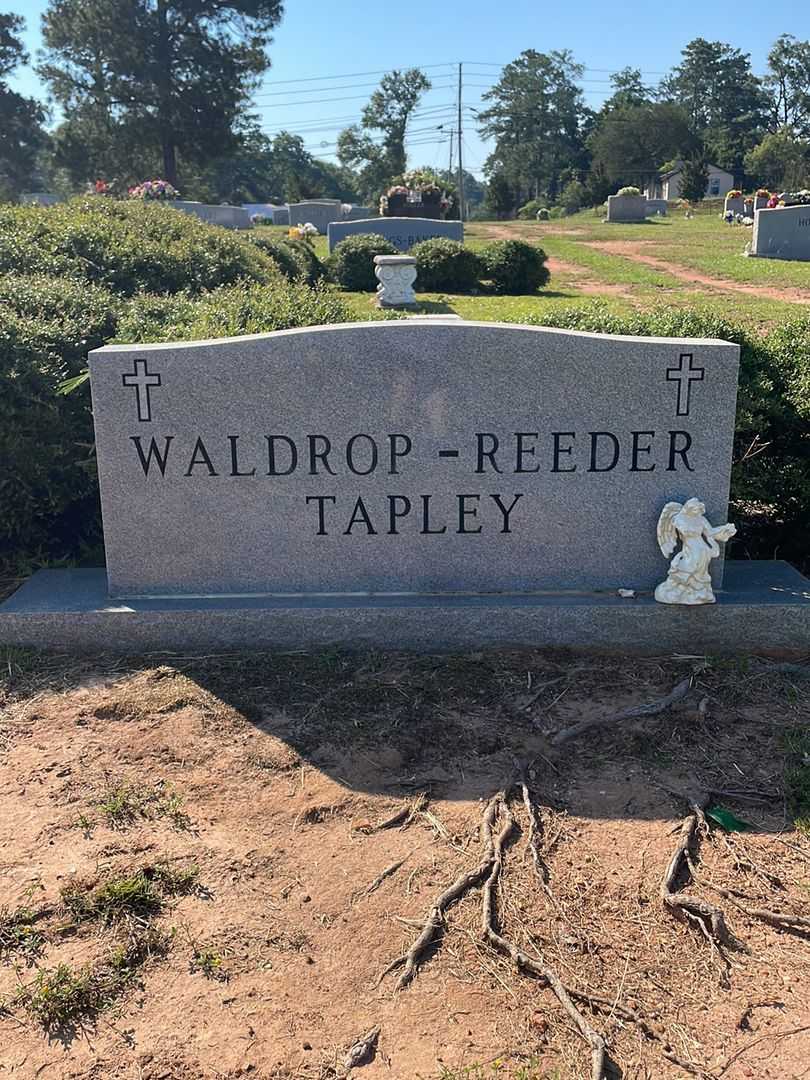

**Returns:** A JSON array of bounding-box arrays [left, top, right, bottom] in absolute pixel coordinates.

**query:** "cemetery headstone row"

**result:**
[[170, 200, 253, 229]]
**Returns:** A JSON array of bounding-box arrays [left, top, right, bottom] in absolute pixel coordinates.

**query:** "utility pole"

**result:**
[[448, 126, 454, 181], [456, 62, 464, 222]]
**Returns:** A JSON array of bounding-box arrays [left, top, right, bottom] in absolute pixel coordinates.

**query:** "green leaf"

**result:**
[[55, 371, 90, 396], [706, 805, 752, 832]]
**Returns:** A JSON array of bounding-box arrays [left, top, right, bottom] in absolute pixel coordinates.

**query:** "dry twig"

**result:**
[[552, 676, 692, 745], [660, 793, 730, 943]]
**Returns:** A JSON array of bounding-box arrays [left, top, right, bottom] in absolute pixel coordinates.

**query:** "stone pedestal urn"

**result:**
[[374, 255, 417, 307]]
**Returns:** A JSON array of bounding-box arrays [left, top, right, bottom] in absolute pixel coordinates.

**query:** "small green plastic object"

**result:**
[[705, 805, 752, 832]]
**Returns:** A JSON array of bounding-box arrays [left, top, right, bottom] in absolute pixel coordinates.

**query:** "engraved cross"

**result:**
[[122, 359, 161, 422], [666, 353, 704, 417]]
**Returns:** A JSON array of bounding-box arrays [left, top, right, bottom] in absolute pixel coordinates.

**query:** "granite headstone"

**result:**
[[88, 320, 739, 599], [21, 192, 61, 206], [327, 216, 463, 252], [169, 201, 252, 229], [243, 203, 289, 225], [606, 194, 647, 222], [750, 205, 810, 261], [288, 200, 343, 233]]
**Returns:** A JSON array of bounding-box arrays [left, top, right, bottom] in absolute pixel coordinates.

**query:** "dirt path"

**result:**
[[587, 239, 810, 305], [1, 651, 808, 1080], [544, 255, 640, 299]]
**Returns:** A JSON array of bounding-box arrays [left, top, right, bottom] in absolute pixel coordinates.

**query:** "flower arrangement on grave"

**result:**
[[755, 188, 770, 198], [128, 179, 180, 201], [767, 193, 780, 207], [779, 190, 810, 207], [251, 213, 268, 225], [380, 172, 453, 216], [288, 222, 319, 242], [725, 189, 742, 199], [380, 185, 408, 215], [616, 186, 642, 196]]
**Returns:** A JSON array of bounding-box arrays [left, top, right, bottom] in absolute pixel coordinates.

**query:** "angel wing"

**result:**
[[656, 501, 682, 558]]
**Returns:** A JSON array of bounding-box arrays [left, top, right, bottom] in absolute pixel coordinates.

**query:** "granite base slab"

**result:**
[[0, 562, 807, 654]]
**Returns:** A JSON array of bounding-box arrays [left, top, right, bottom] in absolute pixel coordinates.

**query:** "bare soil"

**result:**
[[543, 256, 643, 300], [0, 649, 808, 1080], [585, 241, 810, 306]]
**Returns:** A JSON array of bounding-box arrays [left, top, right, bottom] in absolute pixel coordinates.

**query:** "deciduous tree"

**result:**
[[337, 69, 430, 201], [766, 34, 810, 137], [745, 128, 809, 190]]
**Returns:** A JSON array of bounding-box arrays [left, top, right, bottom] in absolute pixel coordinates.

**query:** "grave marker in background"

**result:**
[[328, 216, 463, 252], [751, 205, 810, 261]]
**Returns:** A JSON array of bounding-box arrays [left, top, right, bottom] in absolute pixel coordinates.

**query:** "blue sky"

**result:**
[[8, 0, 810, 178]]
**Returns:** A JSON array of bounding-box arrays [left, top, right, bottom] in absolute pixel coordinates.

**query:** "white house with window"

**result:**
[[644, 162, 735, 201]]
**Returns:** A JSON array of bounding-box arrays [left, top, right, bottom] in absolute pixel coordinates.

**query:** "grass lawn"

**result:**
[[257, 208, 810, 330]]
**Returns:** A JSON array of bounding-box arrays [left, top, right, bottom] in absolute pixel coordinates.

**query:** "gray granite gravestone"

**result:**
[[21, 192, 61, 206], [288, 200, 343, 233], [750, 205, 810, 261], [3, 319, 809, 652], [87, 320, 738, 598], [724, 195, 745, 216], [606, 195, 647, 222], [243, 203, 289, 225], [343, 205, 376, 221], [327, 216, 463, 252], [169, 201, 252, 229]]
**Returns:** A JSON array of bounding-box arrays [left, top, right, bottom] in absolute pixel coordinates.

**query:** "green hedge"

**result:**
[[0, 275, 121, 565], [480, 239, 550, 294], [0, 198, 277, 296], [249, 234, 325, 285], [411, 237, 482, 292], [328, 233, 398, 291], [0, 274, 354, 569], [522, 304, 810, 571], [116, 280, 353, 343]]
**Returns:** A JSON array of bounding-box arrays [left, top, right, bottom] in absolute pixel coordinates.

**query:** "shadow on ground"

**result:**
[[4, 646, 805, 827]]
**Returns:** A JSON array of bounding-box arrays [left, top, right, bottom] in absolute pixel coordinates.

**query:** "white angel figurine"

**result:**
[[654, 498, 736, 605]]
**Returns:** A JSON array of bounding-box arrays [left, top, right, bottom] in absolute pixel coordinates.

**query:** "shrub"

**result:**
[[560, 179, 587, 214], [479, 239, 550, 294], [0, 272, 355, 571], [0, 275, 121, 564], [246, 235, 302, 280], [520, 303, 810, 571], [116, 280, 354, 343], [327, 233, 398, 291], [284, 237, 326, 285], [0, 198, 276, 297], [248, 234, 325, 284], [517, 198, 545, 220], [411, 238, 481, 292], [616, 186, 642, 197]]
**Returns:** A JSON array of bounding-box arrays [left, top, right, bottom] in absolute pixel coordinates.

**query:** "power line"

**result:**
[[258, 61, 457, 88], [253, 77, 457, 101]]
